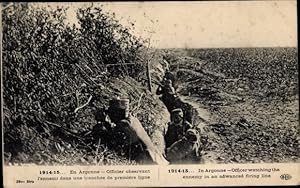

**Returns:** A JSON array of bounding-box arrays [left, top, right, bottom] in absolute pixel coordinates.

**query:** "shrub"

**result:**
[[2, 3, 147, 164]]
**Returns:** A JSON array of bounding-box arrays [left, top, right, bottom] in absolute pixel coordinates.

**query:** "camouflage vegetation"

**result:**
[[3, 3, 165, 165]]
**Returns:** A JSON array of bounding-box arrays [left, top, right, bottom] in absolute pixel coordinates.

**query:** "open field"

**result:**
[[165, 47, 299, 163]]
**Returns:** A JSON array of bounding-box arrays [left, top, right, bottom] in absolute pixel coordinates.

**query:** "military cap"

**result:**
[[171, 108, 184, 117]]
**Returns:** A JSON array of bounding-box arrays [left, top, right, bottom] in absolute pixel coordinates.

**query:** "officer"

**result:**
[[164, 108, 193, 148], [93, 98, 152, 163], [164, 108, 202, 163]]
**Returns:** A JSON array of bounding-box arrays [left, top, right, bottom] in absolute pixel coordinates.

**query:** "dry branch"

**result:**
[[74, 95, 93, 113]]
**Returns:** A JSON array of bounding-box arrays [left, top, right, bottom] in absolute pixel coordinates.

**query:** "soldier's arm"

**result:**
[[185, 121, 193, 129]]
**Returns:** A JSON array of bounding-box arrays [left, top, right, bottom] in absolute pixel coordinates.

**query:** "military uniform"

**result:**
[[164, 71, 176, 88], [166, 129, 201, 164], [156, 79, 177, 112], [93, 103, 147, 161], [164, 108, 202, 164], [164, 120, 192, 148]]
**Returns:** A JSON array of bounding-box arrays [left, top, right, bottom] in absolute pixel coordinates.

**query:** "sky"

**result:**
[[36, 1, 297, 48]]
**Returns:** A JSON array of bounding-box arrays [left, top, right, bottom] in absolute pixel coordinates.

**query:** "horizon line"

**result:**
[[154, 46, 298, 50]]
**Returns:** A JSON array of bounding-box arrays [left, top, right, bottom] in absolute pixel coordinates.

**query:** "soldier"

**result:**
[[166, 129, 202, 164], [164, 70, 176, 89], [164, 108, 201, 163], [164, 108, 193, 148], [156, 79, 177, 112], [156, 79, 175, 95], [162, 55, 170, 71], [93, 98, 153, 163], [161, 54, 176, 88]]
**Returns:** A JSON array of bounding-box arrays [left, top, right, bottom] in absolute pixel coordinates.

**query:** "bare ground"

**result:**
[[170, 53, 299, 164]]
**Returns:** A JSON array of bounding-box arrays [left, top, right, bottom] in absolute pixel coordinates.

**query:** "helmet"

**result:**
[[171, 108, 184, 118]]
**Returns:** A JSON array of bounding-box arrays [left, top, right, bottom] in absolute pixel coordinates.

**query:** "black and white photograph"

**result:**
[[2, 0, 298, 169]]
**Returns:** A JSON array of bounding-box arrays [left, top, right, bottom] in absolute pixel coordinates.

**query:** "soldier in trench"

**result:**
[[164, 69, 176, 89], [92, 98, 153, 163], [156, 79, 178, 112], [164, 108, 202, 164]]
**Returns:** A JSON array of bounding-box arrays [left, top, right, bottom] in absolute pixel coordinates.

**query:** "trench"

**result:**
[[179, 95, 212, 126], [154, 89, 219, 163], [177, 95, 219, 164], [150, 60, 220, 164]]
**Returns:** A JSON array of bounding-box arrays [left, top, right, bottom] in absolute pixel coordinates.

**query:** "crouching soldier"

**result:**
[[164, 108, 201, 164], [107, 98, 152, 163], [92, 98, 168, 164]]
